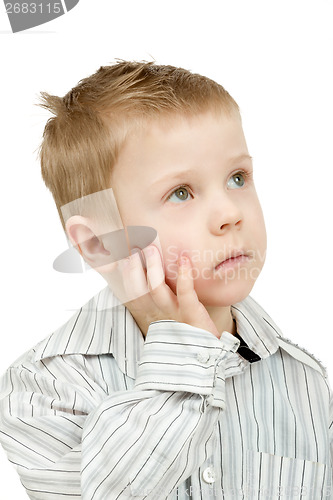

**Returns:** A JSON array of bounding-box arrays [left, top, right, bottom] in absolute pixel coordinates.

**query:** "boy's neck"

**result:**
[[204, 305, 236, 338], [131, 305, 236, 339]]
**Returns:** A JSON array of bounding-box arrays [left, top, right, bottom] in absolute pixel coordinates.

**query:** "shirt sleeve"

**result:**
[[0, 321, 240, 500]]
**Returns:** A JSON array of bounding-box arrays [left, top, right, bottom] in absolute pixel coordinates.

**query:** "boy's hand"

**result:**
[[115, 245, 220, 338]]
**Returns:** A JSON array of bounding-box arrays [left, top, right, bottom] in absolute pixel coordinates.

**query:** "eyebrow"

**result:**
[[151, 154, 253, 186]]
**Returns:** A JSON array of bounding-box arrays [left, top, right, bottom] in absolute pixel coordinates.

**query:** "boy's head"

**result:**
[[39, 61, 266, 307], [39, 61, 238, 230]]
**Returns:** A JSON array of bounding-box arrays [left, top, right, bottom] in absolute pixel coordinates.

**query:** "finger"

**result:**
[[94, 260, 118, 274], [131, 247, 146, 270], [176, 257, 220, 337], [142, 245, 178, 309], [176, 256, 200, 310], [142, 246, 164, 290], [118, 251, 149, 301]]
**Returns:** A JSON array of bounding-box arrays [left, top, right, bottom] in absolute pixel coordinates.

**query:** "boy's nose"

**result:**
[[208, 197, 243, 235]]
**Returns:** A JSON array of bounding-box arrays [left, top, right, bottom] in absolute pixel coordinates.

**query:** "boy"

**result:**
[[0, 61, 332, 499]]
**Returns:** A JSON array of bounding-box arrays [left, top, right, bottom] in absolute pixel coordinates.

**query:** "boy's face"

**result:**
[[110, 110, 267, 307]]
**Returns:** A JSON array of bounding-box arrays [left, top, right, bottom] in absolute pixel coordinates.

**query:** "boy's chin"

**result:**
[[164, 273, 257, 306], [197, 279, 256, 307]]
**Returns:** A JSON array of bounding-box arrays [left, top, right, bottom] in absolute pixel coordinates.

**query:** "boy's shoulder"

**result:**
[[6, 287, 120, 369], [4, 287, 143, 380], [276, 335, 328, 379]]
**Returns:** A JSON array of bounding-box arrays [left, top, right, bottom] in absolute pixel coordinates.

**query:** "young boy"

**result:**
[[0, 61, 332, 499]]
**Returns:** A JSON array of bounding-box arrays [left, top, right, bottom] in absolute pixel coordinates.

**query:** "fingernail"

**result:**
[[178, 256, 188, 266], [143, 246, 155, 258]]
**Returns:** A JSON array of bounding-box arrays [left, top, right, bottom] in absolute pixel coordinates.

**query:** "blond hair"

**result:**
[[38, 60, 239, 230]]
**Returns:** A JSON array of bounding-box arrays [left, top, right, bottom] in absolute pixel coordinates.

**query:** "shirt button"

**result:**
[[196, 350, 210, 364], [202, 466, 216, 484]]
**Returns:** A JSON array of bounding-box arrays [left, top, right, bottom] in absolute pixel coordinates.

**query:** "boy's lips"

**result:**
[[214, 250, 249, 271]]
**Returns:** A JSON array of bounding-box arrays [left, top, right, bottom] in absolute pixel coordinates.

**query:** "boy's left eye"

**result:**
[[228, 171, 246, 189]]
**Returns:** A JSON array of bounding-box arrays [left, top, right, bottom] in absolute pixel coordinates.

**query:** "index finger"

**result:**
[[176, 255, 198, 308]]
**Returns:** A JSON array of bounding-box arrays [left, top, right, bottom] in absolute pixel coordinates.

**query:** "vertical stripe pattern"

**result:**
[[0, 286, 331, 499]]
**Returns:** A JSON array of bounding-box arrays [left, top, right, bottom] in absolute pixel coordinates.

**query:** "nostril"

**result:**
[[219, 220, 241, 233]]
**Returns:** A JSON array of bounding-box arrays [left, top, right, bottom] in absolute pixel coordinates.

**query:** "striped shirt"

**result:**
[[0, 286, 332, 499]]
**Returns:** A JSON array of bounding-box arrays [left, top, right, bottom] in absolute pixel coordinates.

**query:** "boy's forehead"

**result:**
[[151, 152, 252, 188], [113, 109, 247, 177]]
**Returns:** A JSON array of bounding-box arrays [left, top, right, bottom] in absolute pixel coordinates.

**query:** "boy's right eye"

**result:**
[[167, 185, 193, 203]]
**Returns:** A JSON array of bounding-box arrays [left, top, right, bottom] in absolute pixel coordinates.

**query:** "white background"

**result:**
[[0, 1, 333, 498]]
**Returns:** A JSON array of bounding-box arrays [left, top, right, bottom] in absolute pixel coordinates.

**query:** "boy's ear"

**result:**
[[65, 215, 110, 266]]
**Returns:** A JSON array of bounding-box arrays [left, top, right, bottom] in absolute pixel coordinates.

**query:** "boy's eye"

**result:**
[[166, 171, 250, 203], [228, 171, 246, 189], [167, 186, 192, 203]]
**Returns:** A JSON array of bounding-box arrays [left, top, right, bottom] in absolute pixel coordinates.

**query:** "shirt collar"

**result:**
[[33, 286, 144, 379], [33, 287, 282, 378], [230, 295, 282, 360]]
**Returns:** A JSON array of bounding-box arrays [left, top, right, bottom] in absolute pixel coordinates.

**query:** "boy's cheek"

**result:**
[[160, 240, 202, 290]]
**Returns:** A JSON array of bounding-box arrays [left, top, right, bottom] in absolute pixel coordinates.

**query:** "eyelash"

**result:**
[[166, 169, 253, 202]]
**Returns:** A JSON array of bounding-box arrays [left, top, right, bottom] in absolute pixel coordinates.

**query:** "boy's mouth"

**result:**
[[214, 251, 249, 271]]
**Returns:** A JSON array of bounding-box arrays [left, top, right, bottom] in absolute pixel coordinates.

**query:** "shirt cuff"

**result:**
[[134, 320, 240, 409]]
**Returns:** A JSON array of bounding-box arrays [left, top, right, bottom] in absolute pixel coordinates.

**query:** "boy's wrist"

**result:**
[[134, 320, 240, 409]]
